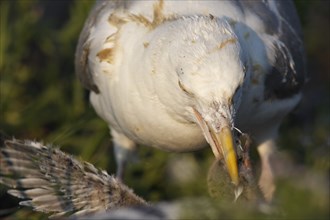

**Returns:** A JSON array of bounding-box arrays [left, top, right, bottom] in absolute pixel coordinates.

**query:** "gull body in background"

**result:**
[[75, 0, 306, 201]]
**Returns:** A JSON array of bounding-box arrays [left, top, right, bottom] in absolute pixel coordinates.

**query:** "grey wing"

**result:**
[[75, 0, 129, 93], [241, 0, 307, 99], [0, 140, 146, 218]]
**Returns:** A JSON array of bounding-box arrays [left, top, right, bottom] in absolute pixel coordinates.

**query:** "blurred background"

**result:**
[[0, 0, 329, 219]]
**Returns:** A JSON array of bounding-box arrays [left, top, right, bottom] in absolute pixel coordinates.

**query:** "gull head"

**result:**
[[166, 16, 249, 186]]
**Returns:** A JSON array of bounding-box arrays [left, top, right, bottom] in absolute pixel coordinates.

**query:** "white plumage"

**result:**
[[75, 0, 306, 201]]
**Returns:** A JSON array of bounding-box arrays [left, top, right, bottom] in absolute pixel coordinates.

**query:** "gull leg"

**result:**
[[257, 139, 277, 202], [111, 130, 136, 181]]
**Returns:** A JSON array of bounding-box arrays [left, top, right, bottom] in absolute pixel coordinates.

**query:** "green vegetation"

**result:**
[[0, 0, 329, 219]]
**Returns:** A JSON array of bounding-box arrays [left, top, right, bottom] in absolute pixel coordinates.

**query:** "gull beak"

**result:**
[[213, 126, 239, 185], [193, 108, 239, 186]]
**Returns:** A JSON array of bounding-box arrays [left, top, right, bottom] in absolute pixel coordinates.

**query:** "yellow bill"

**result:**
[[215, 126, 239, 185], [193, 108, 239, 186]]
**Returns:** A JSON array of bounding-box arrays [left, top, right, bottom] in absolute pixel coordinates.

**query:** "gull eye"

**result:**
[[178, 80, 188, 93], [178, 80, 193, 96]]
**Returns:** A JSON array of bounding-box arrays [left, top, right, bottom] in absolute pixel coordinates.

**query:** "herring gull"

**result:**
[[75, 0, 306, 202]]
